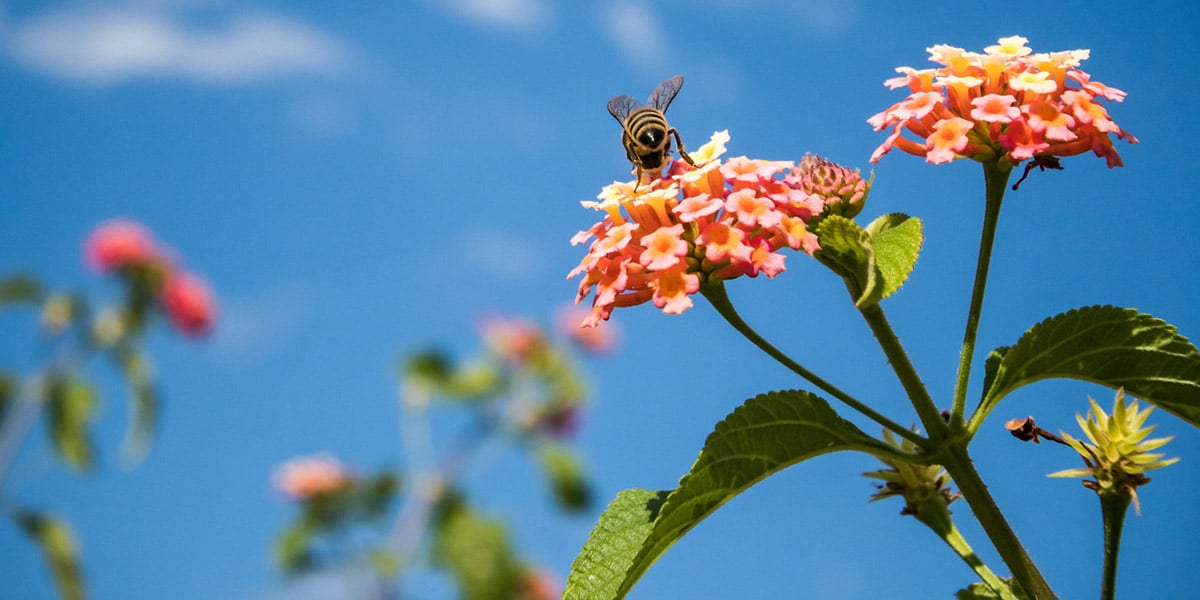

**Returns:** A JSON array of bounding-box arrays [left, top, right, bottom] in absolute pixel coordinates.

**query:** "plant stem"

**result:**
[[857, 303, 947, 440], [911, 498, 1018, 600], [700, 282, 920, 445], [1099, 491, 1131, 600], [940, 444, 1057, 599], [953, 159, 1013, 427], [0, 377, 44, 489]]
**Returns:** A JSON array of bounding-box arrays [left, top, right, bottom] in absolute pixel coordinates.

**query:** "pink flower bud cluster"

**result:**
[[84, 219, 216, 337], [569, 131, 869, 326], [868, 36, 1137, 167]]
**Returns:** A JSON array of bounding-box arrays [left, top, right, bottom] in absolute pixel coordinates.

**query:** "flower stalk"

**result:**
[[957, 158, 1012, 427], [939, 444, 1057, 599], [700, 281, 920, 445]]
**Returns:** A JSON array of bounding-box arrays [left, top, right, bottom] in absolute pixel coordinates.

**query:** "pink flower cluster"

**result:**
[[570, 131, 869, 326], [869, 36, 1137, 167], [84, 219, 216, 337], [272, 454, 352, 500]]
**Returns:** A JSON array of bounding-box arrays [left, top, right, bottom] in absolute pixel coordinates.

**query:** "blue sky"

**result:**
[[2, 1, 1199, 598]]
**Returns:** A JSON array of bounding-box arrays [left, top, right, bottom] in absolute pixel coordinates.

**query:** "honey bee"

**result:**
[[608, 75, 695, 186]]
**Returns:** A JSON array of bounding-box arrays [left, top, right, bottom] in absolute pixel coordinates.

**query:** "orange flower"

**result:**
[[570, 131, 870, 324], [869, 36, 1136, 167]]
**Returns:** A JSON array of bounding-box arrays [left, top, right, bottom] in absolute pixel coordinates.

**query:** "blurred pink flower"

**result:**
[[482, 316, 547, 364], [273, 454, 352, 499], [84, 219, 162, 272], [517, 568, 561, 600], [160, 272, 216, 337], [555, 306, 617, 354]]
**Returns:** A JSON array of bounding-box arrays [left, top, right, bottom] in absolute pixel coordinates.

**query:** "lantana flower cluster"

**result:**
[[570, 131, 869, 326], [84, 219, 216, 337], [869, 35, 1137, 167]]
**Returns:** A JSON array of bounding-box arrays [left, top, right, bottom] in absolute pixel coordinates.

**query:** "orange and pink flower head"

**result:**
[[869, 36, 1136, 167], [569, 131, 869, 326]]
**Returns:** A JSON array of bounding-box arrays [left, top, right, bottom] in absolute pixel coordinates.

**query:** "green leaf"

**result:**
[[113, 346, 159, 466], [0, 274, 44, 307], [44, 376, 98, 471], [865, 213, 923, 302], [15, 510, 86, 600], [815, 214, 922, 307], [815, 215, 877, 303], [433, 496, 523, 600], [537, 443, 592, 513], [955, 578, 1028, 600], [977, 306, 1200, 429], [566, 391, 897, 599], [564, 489, 668, 600]]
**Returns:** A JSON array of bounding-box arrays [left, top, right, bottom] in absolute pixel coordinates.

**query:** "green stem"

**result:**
[[940, 444, 1057, 599], [1099, 491, 1131, 600], [857, 303, 947, 440], [911, 498, 1017, 600], [700, 281, 919, 445], [954, 160, 1013, 428]]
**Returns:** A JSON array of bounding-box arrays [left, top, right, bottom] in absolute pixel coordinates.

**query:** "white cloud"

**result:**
[[211, 285, 313, 367], [5, 5, 350, 85], [600, 2, 669, 73], [432, 0, 551, 33], [457, 227, 541, 279]]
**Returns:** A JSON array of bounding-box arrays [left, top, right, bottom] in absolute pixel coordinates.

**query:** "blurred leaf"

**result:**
[[15, 510, 85, 600], [536, 443, 591, 513], [433, 496, 522, 600], [865, 213, 923, 302], [44, 376, 98, 471], [40, 294, 85, 335], [275, 519, 317, 574], [564, 489, 667, 600], [976, 306, 1200, 429], [566, 391, 897, 599], [403, 351, 504, 401], [352, 471, 401, 521], [403, 350, 453, 384], [0, 372, 17, 423], [114, 346, 159, 466], [0, 273, 44, 307], [443, 359, 505, 400]]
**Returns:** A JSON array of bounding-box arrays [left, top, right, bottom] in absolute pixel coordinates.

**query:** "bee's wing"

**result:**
[[607, 95, 640, 124], [646, 75, 684, 112]]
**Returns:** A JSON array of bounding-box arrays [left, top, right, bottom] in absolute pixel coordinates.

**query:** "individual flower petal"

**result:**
[[925, 117, 975, 164], [649, 265, 699, 314], [970, 94, 1020, 123], [639, 224, 688, 270]]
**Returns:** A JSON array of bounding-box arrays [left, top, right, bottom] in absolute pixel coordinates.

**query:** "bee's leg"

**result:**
[[670, 128, 695, 166]]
